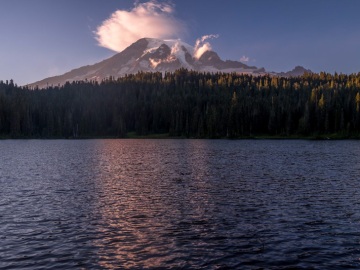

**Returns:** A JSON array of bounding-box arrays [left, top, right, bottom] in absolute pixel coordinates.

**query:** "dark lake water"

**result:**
[[1, 139, 360, 269]]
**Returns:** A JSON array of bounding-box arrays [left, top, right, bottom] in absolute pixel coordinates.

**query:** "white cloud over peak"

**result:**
[[194, 34, 219, 59], [95, 1, 186, 52]]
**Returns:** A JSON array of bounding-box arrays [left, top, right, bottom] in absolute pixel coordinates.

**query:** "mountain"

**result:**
[[277, 66, 313, 77], [28, 38, 310, 88]]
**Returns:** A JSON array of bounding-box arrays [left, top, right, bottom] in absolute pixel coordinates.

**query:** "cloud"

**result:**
[[240, 55, 250, 62], [194, 34, 219, 59], [95, 1, 186, 52]]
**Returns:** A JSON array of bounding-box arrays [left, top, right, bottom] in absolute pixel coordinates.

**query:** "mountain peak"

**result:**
[[198, 50, 221, 63], [277, 66, 312, 77]]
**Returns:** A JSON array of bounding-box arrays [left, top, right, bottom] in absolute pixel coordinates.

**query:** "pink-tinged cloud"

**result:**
[[95, 1, 186, 52], [194, 34, 219, 59]]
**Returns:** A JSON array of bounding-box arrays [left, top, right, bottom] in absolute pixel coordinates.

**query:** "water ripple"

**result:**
[[1, 139, 360, 269]]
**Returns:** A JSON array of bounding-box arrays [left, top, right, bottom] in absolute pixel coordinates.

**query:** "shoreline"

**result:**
[[1, 133, 359, 140]]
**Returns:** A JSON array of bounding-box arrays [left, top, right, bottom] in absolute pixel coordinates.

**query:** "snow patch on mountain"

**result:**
[[143, 38, 193, 69], [146, 38, 194, 54], [169, 42, 192, 69], [149, 58, 161, 68]]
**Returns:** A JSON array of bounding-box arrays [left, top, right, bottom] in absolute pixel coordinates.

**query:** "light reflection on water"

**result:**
[[1, 139, 360, 269]]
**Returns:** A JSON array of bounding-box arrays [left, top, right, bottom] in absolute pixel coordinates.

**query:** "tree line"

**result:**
[[1, 69, 360, 138]]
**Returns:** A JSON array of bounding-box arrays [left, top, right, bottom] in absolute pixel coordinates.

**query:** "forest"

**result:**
[[1, 69, 360, 139]]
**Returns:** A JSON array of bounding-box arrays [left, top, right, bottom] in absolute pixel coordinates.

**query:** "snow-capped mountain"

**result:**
[[28, 38, 310, 88]]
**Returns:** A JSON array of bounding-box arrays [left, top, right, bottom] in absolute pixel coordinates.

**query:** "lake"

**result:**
[[1, 139, 360, 269]]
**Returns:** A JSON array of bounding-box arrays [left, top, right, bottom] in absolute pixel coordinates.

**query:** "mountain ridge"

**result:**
[[28, 38, 311, 88]]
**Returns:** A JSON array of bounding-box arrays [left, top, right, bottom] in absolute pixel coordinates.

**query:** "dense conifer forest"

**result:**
[[1, 69, 360, 139]]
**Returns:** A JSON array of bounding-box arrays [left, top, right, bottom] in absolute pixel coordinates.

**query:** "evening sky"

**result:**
[[1, 0, 359, 85]]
